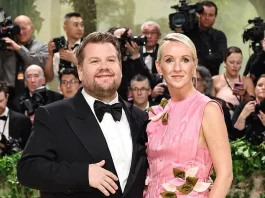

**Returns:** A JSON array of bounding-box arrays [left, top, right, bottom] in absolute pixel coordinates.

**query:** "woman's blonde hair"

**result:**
[[157, 33, 197, 62]]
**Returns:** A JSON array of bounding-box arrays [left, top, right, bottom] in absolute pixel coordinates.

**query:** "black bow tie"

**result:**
[[143, 52, 154, 57], [0, 115, 7, 121], [94, 100, 122, 122]]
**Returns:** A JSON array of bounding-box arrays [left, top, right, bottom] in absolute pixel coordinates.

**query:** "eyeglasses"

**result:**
[[142, 31, 159, 36], [61, 79, 79, 86], [131, 87, 150, 93]]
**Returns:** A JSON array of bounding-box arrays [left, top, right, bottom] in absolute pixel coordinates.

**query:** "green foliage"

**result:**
[[230, 138, 265, 183], [0, 152, 39, 198], [0, 0, 44, 33]]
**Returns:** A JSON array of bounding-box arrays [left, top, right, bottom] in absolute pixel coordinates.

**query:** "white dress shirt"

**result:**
[[142, 46, 154, 73], [81, 89, 132, 192], [0, 107, 10, 141]]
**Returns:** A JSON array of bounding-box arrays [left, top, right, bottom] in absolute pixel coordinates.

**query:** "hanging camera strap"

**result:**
[[224, 73, 242, 103]]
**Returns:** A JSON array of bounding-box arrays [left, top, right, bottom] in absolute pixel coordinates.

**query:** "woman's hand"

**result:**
[[240, 101, 256, 119], [258, 110, 265, 126]]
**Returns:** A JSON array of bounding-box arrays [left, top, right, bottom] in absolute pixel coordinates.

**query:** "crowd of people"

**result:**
[[0, 0, 264, 197]]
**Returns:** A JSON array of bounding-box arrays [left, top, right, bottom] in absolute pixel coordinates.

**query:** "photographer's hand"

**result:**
[[241, 101, 255, 119], [258, 110, 265, 126], [2, 37, 21, 51], [151, 83, 165, 99], [59, 47, 78, 65], [48, 40, 56, 56], [125, 41, 140, 60], [232, 86, 245, 97]]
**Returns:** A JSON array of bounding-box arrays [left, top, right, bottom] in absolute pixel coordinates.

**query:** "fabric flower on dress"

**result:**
[[160, 163, 211, 197], [147, 98, 170, 125]]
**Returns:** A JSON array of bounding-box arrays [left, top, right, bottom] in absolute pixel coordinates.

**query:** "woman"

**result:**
[[144, 33, 232, 198], [195, 66, 234, 140], [213, 47, 255, 110], [233, 74, 265, 145]]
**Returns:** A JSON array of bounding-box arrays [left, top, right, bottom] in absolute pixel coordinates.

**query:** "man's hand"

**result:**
[[262, 38, 265, 52], [2, 37, 21, 51], [47, 40, 56, 55], [151, 83, 165, 99], [125, 41, 140, 60], [59, 46, 78, 65], [89, 160, 119, 196]]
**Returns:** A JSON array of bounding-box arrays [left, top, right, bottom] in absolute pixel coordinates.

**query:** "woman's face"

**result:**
[[156, 41, 197, 91], [195, 71, 204, 93], [255, 77, 265, 100], [225, 52, 242, 77]]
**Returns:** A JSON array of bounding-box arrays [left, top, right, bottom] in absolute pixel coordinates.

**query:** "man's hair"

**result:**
[[141, 21, 161, 34], [130, 74, 151, 88], [76, 32, 121, 66], [224, 46, 242, 62], [0, 81, 9, 96], [196, 66, 213, 96], [202, 1, 218, 16], [64, 12, 82, 20], [59, 67, 81, 83]]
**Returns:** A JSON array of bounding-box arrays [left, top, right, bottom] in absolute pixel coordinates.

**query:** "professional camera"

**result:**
[[0, 134, 21, 157], [255, 99, 265, 114], [118, 28, 147, 56], [169, 0, 203, 32], [52, 36, 72, 73], [20, 86, 47, 116], [242, 17, 265, 53], [0, 8, 20, 50]]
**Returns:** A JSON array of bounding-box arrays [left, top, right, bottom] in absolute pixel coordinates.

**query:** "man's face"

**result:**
[[0, 92, 8, 115], [199, 6, 216, 29], [141, 24, 160, 49], [25, 68, 45, 94], [130, 80, 151, 107], [60, 74, 81, 98], [64, 17, 84, 41], [15, 20, 34, 44], [77, 43, 122, 99]]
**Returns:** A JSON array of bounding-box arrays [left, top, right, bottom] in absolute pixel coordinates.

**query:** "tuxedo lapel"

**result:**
[[66, 90, 122, 194], [8, 111, 17, 139]]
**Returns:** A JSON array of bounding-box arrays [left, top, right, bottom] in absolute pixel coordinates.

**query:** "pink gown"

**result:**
[[144, 91, 216, 198]]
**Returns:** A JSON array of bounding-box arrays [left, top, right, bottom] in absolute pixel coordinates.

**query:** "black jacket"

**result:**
[[17, 89, 148, 198]]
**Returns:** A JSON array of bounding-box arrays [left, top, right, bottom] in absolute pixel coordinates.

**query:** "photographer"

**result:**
[[0, 81, 31, 156], [0, 14, 48, 110], [19, 65, 63, 120], [244, 38, 265, 85], [108, 27, 151, 100], [44, 12, 84, 82], [174, 1, 227, 76], [232, 74, 265, 145]]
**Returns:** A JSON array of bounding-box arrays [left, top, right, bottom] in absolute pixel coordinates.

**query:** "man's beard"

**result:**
[[86, 78, 121, 100]]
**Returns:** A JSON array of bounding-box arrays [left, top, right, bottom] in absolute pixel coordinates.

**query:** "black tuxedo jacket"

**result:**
[[17, 90, 149, 198], [9, 110, 32, 149]]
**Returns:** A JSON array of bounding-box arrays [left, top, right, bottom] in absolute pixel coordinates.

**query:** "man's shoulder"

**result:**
[[211, 28, 226, 37], [9, 110, 30, 122], [123, 100, 148, 120]]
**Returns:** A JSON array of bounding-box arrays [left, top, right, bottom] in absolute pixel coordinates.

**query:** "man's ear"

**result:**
[[77, 65, 83, 82]]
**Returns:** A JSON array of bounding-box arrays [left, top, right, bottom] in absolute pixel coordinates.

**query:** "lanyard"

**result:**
[[223, 73, 242, 103], [0, 111, 9, 136]]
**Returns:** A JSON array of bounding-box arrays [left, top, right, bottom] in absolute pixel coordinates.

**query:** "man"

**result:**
[[0, 81, 31, 151], [140, 21, 161, 74], [1, 15, 48, 108], [59, 67, 81, 99], [108, 27, 151, 101], [184, 1, 227, 76], [129, 74, 152, 110], [17, 32, 149, 198], [18, 65, 63, 114], [44, 12, 84, 82]]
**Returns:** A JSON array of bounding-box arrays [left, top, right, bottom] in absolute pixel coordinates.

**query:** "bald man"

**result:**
[[16, 65, 63, 114], [0, 15, 48, 111]]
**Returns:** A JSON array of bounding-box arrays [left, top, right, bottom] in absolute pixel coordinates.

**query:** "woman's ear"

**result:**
[[155, 60, 163, 76]]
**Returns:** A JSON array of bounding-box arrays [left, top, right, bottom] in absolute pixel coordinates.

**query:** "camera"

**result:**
[[169, 0, 203, 32], [118, 28, 147, 56], [20, 86, 47, 116], [242, 17, 265, 53], [0, 8, 20, 50], [0, 134, 21, 157], [255, 99, 265, 114], [52, 36, 73, 73]]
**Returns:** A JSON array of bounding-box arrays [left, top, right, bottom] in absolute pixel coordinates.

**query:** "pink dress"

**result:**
[[144, 91, 216, 198]]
